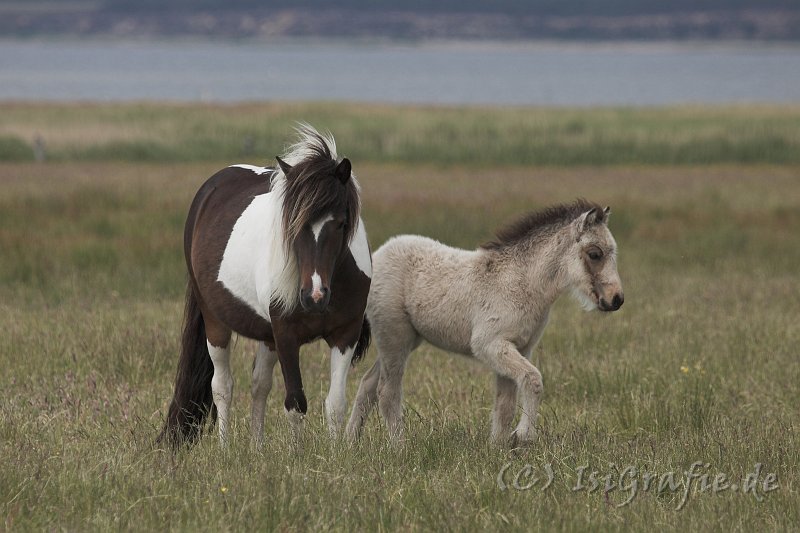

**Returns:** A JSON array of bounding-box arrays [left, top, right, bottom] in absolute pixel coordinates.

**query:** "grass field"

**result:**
[[1, 104, 799, 531]]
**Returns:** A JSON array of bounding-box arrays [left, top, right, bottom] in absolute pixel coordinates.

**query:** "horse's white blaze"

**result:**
[[208, 340, 233, 445], [325, 345, 355, 437], [217, 176, 298, 318], [311, 214, 334, 241], [311, 271, 323, 301], [349, 218, 372, 278], [229, 164, 271, 175]]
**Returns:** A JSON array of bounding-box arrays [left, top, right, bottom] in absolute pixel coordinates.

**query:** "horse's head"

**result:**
[[277, 155, 357, 314], [567, 206, 624, 312]]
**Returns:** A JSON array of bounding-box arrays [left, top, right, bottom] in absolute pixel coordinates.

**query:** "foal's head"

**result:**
[[275, 135, 359, 314], [566, 205, 624, 312]]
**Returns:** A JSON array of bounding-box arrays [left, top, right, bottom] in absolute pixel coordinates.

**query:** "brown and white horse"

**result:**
[[159, 125, 371, 448]]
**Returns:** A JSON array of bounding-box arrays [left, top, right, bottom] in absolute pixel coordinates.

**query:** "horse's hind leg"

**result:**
[[491, 375, 517, 444], [346, 359, 381, 441], [251, 341, 278, 448], [205, 317, 233, 446]]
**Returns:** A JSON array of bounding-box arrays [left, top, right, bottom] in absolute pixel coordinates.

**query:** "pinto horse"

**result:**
[[159, 125, 371, 448]]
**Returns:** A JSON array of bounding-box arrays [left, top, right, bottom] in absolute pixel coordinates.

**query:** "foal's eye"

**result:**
[[337, 221, 347, 230], [587, 249, 604, 261]]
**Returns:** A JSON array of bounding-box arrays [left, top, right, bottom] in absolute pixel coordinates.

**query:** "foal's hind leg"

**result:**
[[377, 330, 420, 442], [346, 359, 381, 441], [251, 341, 278, 447]]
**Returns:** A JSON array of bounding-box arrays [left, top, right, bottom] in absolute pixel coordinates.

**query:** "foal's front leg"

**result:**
[[491, 375, 517, 444], [475, 338, 543, 444]]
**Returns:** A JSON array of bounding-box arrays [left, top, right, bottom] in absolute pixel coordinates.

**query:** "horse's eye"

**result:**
[[338, 221, 347, 230], [587, 249, 603, 261]]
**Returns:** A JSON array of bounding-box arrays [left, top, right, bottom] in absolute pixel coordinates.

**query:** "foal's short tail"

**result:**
[[351, 316, 371, 365], [157, 282, 216, 448]]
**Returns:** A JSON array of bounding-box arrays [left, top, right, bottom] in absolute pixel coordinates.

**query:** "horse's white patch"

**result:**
[[311, 214, 334, 242], [311, 271, 322, 291], [217, 176, 299, 318], [229, 164, 271, 175], [349, 218, 372, 278]]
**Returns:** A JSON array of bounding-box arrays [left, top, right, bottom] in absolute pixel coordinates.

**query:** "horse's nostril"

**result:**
[[612, 294, 624, 309]]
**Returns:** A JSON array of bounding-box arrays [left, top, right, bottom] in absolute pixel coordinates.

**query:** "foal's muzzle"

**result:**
[[598, 292, 624, 312], [300, 286, 330, 313]]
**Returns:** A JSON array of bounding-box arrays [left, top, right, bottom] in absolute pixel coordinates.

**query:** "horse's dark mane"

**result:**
[[277, 128, 360, 249], [481, 198, 603, 251]]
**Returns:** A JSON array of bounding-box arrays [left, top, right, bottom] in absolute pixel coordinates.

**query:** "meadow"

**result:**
[[1, 103, 798, 531]]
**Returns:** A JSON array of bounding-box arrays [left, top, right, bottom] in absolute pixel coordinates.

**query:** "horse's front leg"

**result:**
[[273, 332, 307, 442], [325, 324, 364, 438], [251, 341, 279, 448], [324, 344, 354, 438]]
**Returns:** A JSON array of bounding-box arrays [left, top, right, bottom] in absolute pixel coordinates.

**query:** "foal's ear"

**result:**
[[576, 207, 599, 235], [276, 156, 293, 177], [602, 206, 611, 221], [335, 158, 352, 185]]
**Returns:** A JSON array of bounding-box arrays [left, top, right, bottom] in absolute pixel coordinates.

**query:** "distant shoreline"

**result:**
[[2, 7, 799, 42]]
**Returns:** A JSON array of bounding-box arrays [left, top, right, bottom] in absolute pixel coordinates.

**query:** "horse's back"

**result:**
[[369, 235, 477, 355]]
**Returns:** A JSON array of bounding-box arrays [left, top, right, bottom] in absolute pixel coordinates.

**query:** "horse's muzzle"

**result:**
[[300, 287, 330, 313]]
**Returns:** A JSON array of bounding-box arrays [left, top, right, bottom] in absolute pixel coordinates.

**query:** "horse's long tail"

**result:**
[[351, 316, 371, 365], [157, 282, 217, 448]]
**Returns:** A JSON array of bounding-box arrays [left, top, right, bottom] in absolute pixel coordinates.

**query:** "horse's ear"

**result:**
[[335, 158, 351, 185], [276, 156, 292, 177], [602, 206, 611, 221]]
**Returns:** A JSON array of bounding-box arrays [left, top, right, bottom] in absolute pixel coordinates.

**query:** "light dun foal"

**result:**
[[346, 200, 624, 445]]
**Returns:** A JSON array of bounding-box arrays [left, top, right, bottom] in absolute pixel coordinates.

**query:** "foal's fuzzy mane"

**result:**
[[272, 123, 361, 251], [481, 199, 603, 251]]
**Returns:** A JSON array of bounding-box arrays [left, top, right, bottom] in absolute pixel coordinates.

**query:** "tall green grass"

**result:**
[[2, 102, 800, 165]]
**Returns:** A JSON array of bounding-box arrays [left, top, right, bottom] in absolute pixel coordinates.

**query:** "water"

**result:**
[[1, 39, 799, 106]]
